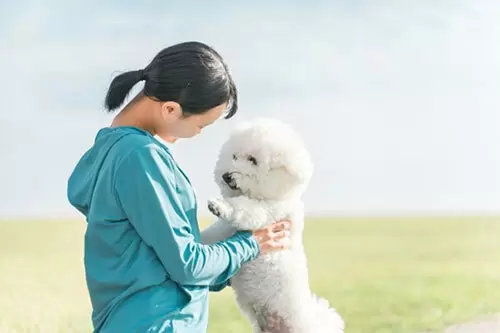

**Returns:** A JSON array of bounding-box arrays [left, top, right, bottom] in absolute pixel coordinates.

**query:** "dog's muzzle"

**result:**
[[222, 172, 239, 190]]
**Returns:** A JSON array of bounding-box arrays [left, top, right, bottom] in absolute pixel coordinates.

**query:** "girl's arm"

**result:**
[[200, 219, 237, 245], [114, 145, 260, 287], [200, 219, 238, 292]]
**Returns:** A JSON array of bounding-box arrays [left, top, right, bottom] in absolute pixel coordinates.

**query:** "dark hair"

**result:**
[[104, 41, 238, 118]]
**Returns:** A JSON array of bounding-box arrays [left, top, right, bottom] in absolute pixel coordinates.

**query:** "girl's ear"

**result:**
[[160, 101, 183, 122]]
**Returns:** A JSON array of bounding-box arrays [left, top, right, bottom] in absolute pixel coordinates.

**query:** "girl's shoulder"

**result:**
[[107, 127, 174, 168]]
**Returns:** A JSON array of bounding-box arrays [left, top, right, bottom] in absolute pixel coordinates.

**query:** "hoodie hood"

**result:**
[[67, 126, 147, 217]]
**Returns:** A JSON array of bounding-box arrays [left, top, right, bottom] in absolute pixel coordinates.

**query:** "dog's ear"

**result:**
[[269, 149, 314, 185], [286, 155, 314, 185]]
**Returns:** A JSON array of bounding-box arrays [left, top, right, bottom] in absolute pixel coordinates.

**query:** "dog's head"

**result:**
[[214, 118, 313, 200]]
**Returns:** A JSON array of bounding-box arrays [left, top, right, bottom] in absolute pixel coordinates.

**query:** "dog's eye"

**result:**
[[247, 155, 258, 166], [232, 154, 238, 160]]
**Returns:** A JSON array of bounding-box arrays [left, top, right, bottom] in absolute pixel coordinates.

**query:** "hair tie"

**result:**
[[139, 69, 147, 81]]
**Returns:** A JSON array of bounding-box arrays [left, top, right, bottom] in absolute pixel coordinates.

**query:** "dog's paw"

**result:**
[[207, 198, 233, 219]]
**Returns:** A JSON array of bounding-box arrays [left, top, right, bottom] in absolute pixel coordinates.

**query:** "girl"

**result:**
[[67, 41, 291, 333]]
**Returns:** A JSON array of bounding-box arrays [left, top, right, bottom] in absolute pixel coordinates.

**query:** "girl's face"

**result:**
[[153, 101, 228, 142]]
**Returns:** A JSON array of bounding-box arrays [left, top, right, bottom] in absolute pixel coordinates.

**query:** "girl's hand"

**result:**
[[252, 220, 292, 255]]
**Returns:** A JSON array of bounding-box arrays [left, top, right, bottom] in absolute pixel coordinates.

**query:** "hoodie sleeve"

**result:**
[[114, 144, 260, 287]]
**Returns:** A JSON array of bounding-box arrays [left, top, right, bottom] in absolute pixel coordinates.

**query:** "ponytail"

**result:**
[[104, 69, 145, 112]]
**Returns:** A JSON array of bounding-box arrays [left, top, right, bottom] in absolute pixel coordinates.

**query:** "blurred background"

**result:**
[[1, 1, 500, 333], [1, 0, 499, 219]]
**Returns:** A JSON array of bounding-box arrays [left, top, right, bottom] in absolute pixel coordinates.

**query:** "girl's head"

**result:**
[[104, 41, 237, 141]]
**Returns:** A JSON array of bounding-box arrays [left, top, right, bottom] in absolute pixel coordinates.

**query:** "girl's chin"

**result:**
[[165, 136, 177, 143], [161, 136, 178, 143]]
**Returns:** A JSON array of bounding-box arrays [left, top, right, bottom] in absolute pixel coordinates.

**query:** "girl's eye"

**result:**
[[247, 155, 258, 166]]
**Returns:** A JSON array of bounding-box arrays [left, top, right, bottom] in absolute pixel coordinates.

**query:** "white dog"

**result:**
[[201, 118, 345, 333]]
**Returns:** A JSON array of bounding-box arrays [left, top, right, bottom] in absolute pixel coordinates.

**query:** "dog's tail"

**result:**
[[310, 294, 345, 333]]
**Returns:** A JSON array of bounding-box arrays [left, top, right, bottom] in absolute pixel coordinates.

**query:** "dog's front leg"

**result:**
[[207, 196, 271, 230]]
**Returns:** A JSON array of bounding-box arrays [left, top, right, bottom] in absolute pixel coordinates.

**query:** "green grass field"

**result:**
[[0, 216, 499, 333]]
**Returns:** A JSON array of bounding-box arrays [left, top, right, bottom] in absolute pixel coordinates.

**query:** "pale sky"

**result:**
[[1, 1, 499, 219]]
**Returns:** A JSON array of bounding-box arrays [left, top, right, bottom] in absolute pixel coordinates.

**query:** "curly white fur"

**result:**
[[201, 118, 345, 333]]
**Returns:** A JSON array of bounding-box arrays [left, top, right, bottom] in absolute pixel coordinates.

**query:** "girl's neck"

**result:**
[[111, 92, 157, 136]]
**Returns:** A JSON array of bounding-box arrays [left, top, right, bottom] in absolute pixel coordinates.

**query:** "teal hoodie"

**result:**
[[67, 126, 259, 333]]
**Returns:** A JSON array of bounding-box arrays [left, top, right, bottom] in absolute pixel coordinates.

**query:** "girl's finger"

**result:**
[[271, 240, 288, 250], [271, 221, 291, 232], [273, 230, 290, 240]]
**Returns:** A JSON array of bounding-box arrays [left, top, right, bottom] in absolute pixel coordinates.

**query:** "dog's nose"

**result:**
[[222, 172, 233, 184]]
